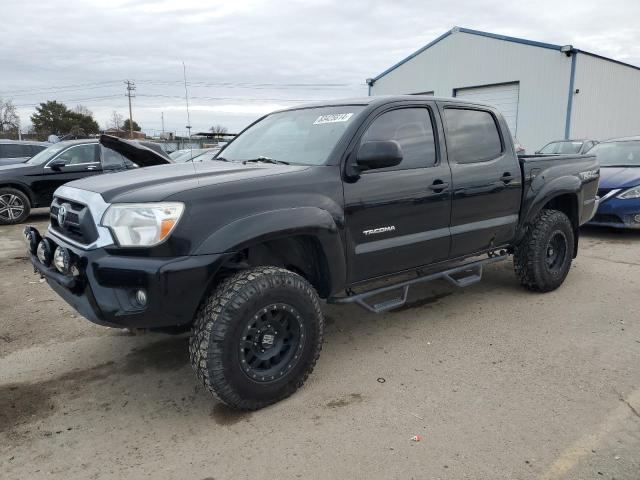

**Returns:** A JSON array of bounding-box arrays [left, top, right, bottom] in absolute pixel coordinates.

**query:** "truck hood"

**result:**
[[100, 134, 171, 167], [598, 166, 640, 189], [66, 160, 310, 203]]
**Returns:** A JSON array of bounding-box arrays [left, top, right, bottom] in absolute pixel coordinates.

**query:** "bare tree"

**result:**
[[210, 124, 228, 135], [0, 98, 20, 132], [109, 111, 124, 130], [73, 104, 93, 117]]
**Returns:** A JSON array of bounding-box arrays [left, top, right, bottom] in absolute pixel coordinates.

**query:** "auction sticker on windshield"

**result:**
[[313, 113, 354, 125]]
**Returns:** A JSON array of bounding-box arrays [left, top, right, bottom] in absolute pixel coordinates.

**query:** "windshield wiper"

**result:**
[[242, 156, 289, 165], [213, 156, 230, 162], [601, 164, 639, 168]]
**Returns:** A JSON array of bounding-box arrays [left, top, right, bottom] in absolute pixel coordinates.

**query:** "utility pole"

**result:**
[[161, 112, 165, 138], [182, 62, 192, 145], [125, 80, 136, 139]]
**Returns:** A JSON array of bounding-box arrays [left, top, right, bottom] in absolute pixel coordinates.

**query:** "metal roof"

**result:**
[[371, 27, 640, 83]]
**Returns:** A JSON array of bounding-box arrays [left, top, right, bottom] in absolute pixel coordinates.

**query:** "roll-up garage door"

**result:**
[[454, 82, 520, 136]]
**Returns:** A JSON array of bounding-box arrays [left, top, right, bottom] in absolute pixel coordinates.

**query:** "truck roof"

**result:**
[[277, 95, 495, 112]]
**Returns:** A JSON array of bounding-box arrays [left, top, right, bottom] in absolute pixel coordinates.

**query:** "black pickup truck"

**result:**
[[25, 96, 599, 410]]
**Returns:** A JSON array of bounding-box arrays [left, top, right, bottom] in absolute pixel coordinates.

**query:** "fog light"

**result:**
[[135, 289, 147, 307], [36, 239, 53, 266], [53, 246, 70, 274], [23, 227, 41, 254], [634, 214, 640, 223]]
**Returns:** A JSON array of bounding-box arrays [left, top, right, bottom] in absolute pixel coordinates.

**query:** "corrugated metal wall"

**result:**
[[570, 53, 640, 140], [370, 30, 572, 151]]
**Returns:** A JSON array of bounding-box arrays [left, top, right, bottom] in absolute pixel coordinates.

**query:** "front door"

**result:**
[[343, 103, 452, 283], [30, 143, 101, 205]]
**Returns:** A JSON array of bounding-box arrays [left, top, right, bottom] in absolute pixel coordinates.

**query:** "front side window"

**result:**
[[52, 144, 98, 166], [444, 108, 502, 164], [360, 108, 436, 170], [220, 106, 364, 166]]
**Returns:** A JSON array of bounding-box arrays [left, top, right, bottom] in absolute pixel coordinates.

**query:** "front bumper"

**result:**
[[27, 226, 231, 328], [586, 196, 640, 230]]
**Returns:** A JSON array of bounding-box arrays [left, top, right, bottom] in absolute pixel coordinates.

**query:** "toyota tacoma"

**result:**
[[25, 96, 599, 410]]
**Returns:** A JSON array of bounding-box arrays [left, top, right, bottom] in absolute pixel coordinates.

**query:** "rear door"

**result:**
[[30, 143, 102, 204], [343, 101, 452, 282], [440, 104, 521, 257]]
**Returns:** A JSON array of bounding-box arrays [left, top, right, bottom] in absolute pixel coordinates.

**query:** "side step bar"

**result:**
[[328, 254, 508, 314]]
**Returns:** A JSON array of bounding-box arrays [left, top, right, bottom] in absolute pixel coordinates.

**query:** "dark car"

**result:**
[[536, 139, 598, 155], [26, 96, 598, 410], [0, 140, 49, 166], [0, 137, 170, 225], [587, 136, 640, 229]]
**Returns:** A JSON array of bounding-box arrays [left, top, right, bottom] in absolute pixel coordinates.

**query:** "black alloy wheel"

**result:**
[[239, 303, 305, 382], [545, 231, 568, 274]]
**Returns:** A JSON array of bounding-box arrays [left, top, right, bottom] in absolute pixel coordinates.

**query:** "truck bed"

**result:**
[[518, 153, 599, 228]]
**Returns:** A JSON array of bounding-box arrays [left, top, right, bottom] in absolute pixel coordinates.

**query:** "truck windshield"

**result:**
[[589, 141, 640, 167], [219, 106, 364, 165]]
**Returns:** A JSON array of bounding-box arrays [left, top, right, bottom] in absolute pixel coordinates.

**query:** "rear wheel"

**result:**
[[0, 187, 30, 225], [514, 209, 574, 292], [189, 266, 324, 410]]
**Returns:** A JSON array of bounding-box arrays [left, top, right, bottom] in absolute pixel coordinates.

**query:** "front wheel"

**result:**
[[514, 209, 575, 292], [189, 266, 324, 410], [0, 187, 31, 225]]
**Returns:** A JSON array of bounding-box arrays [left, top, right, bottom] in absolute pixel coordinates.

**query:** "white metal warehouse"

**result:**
[[367, 27, 640, 152]]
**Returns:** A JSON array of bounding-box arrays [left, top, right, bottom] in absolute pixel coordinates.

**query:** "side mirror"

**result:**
[[49, 159, 66, 171], [356, 140, 403, 171]]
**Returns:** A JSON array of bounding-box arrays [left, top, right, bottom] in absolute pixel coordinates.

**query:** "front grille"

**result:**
[[591, 213, 622, 224], [50, 197, 99, 244]]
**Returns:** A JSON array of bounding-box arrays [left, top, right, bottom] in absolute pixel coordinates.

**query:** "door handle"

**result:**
[[87, 165, 97, 171], [429, 180, 450, 192], [500, 173, 515, 183]]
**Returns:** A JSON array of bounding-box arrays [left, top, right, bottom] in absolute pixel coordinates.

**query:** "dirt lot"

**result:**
[[1, 211, 639, 479]]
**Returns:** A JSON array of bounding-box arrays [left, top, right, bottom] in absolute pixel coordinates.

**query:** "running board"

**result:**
[[328, 254, 508, 314]]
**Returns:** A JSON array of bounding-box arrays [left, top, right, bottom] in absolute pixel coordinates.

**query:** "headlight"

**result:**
[[101, 202, 184, 247], [618, 186, 640, 199]]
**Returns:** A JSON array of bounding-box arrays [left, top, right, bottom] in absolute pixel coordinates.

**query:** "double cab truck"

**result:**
[[25, 96, 599, 410]]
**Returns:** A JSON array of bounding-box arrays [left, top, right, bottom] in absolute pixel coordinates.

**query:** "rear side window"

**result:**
[[360, 108, 437, 170], [444, 108, 502, 163], [101, 146, 126, 170], [0, 144, 31, 158]]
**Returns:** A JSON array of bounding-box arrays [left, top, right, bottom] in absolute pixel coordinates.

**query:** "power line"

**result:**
[[1, 80, 123, 96], [14, 94, 125, 108], [3, 79, 364, 97]]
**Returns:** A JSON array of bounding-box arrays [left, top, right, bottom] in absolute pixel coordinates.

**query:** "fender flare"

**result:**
[[521, 176, 582, 226], [194, 207, 346, 295], [517, 176, 581, 253]]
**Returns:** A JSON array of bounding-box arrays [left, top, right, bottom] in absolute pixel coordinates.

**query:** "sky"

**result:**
[[2, 0, 639, 136]]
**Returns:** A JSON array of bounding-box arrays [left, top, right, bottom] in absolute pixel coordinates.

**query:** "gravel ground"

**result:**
[[1, 211, 639, 479]]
